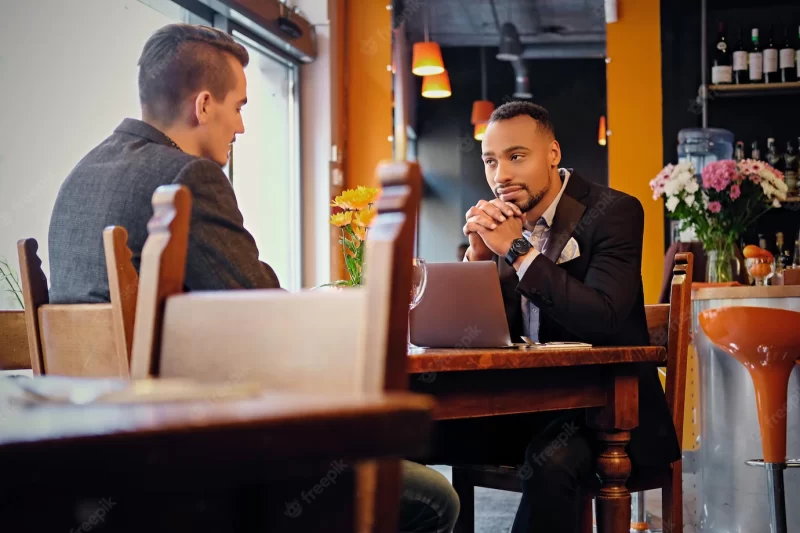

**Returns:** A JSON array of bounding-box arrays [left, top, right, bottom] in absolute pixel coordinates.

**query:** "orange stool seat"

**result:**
[[699, 306, 800, 533]]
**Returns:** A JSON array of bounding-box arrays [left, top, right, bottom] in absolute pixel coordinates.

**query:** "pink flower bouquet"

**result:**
[[650, 159, 787, 281]]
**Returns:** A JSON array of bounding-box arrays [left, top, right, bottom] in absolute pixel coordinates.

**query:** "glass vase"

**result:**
[[706, 247, 739, 283]]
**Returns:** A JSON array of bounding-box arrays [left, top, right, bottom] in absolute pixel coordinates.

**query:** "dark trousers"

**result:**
[[427, 411, 597, 533]]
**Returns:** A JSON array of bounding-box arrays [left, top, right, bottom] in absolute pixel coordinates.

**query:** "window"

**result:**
[[0, 0, 303, 307], [230, 33, 302, 291]]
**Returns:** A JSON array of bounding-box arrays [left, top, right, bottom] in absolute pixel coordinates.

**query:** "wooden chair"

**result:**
[[452, 252, 694, 533], [16, 229, 139, 377], [129, 162, 423, 532]]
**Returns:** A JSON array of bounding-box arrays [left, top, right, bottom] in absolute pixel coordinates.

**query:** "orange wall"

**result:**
[[606, 0, 664, 304], [344, 0, 393, 189]]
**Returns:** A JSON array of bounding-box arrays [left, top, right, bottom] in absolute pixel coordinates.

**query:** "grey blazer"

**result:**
[[48, 118, 280, 304]]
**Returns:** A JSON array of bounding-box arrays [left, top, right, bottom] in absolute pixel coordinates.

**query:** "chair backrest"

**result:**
[[130, 160, 422, 394], [644, 251, 693, 437], [103, 226, 139, 367], [17, 239, 130, 377]]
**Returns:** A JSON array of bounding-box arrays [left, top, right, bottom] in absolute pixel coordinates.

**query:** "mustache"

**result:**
[[493, 182, 529, 197]]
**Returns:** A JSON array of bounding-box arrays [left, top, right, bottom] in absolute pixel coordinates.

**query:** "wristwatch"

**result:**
[[504, 237, 532, 266]]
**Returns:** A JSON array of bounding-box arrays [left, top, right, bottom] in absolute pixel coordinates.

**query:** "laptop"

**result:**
[[409, 261, 515, 349]]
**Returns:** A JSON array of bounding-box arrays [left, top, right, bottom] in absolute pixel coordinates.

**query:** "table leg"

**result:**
[[587, 368, 638, 533], [594, 429, 632, 533]]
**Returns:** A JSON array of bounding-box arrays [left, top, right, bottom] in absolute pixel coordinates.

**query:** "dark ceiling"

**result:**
[[398, 0, 606, 58]]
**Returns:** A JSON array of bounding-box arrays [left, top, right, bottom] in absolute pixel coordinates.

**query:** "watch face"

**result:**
[[512, 238, 531, 254]]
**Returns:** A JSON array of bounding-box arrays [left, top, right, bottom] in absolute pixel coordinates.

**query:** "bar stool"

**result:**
[[698, 306, 800, 533]]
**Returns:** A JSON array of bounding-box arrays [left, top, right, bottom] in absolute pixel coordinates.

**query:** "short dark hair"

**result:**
[[138, 24, 249, 124], [489, 101, 555, 138]]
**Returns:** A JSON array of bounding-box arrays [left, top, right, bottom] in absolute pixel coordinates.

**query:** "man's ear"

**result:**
[[549, 139, 562, 169], [194, 91, 212, 125]]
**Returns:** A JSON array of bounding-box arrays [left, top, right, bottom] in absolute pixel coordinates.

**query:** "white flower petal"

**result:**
[[666, 196, 680, 212], [684, 194, 696, 207]]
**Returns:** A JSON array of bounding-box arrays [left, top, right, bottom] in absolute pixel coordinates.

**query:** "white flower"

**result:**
[[684, 194, 696, 207], [663, 179, 683, 197], [666, 196, 680, 212], [701, 192, 709, 208], [684, 180, 699, 194], [773, 198, 782, 208]]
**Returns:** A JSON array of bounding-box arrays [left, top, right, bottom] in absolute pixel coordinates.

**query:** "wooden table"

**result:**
[[0, 377, 434, 533], [408, 345, 667, 533]]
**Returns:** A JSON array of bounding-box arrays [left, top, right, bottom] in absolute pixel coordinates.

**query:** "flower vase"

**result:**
[[706, 248, 739, 283]]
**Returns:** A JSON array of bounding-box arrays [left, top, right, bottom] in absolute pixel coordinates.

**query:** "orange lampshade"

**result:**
[[598, 115, 607, 146], [471, 100, 495, 124], [421, 70, 452, 99], [412, 42, 445, 76], [474, 122, 488, 141]]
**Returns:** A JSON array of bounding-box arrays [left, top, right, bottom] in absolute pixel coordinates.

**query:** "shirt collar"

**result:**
[[531, 168, 571, 229]]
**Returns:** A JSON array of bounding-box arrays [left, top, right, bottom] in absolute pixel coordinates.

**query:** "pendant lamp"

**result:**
[[471, 48, 494, 124], [598, 116, 607, 146], [474, 122, 488, 141], [412, 1, 444, 76], [422, 70, 451, 98]]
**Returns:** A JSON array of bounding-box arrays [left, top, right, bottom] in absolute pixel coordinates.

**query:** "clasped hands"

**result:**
[[463, 199, 525, 262]]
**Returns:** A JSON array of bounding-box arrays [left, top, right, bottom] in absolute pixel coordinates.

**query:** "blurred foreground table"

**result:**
[[0, 377, 433, 533]]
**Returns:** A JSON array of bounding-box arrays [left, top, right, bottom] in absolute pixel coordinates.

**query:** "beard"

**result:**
[[495, 174, 552, 214]]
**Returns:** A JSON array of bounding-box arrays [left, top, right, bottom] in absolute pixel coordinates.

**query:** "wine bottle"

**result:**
[[780, 26, 796, 83], [797, 26, 800, 80], [793, 239, 800, 268], [752, 140, 761, 160], [764, 25, 779, 83], [735, 141, 745, 162], [750, 28, 764, 83], [785, 141, 798, 194], [776, 232, 786, 273], [712, 22, 733, 84], [733, 29, 749, 84], [767, 138, 782, 170]]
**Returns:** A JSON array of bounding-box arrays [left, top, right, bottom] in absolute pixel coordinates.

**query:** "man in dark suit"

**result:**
[[463, 102, 680, 532], [48, 23, 459, 533], [49, 24, 279, 304]]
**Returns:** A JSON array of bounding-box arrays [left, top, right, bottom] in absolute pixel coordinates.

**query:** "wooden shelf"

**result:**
[[708, 82, 800, 98], [785, 196, 800, 203]]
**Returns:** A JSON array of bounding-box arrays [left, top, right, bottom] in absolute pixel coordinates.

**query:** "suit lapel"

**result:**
[[542, 172, 588, 263]]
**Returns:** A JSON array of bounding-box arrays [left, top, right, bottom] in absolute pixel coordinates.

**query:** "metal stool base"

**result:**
[[744, 459, 799, 533]]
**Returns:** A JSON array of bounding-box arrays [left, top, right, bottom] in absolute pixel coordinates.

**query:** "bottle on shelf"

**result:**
[[785, 141, 798, 195], [766, 138, 783, 170], [712, 22, 733, 84], [776, 232, 789, 273], [735, 141, 745, 162], [759, 233, 768, 251], [764, 25, 779, 83], [797, 26, 800, 80], [752, 140, 761, 161], [733, 29, 749, 84], [749, 28, 764, 83], [793, 239, 800, 268], [780, 26, 796, 83]]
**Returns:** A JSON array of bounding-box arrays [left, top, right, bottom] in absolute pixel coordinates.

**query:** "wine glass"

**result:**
[[408, 258, 428, 348], [746, 256, 775, 286]]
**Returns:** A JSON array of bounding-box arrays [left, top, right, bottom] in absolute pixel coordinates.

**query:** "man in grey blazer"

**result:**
[[49, 24, 279, 304], [47, 23, 459, 533]]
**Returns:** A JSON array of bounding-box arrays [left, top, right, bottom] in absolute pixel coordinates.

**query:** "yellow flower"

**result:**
[[331, 186, 380, 211], [329, 211, 353, 227], [351, 224, 367, 241], [352, 206, 377, 227]]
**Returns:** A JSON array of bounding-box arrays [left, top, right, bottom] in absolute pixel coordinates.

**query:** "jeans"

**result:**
[[399, 461, 460, 533], [511, 415, 595, 533]]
